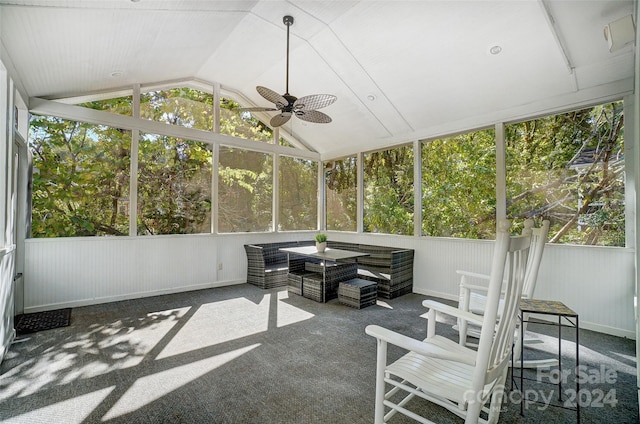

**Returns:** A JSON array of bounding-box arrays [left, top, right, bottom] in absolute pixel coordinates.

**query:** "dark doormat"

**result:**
[[15, 308, 72, 335]]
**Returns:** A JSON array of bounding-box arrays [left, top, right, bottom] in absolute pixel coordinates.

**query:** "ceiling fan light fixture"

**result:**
[[244, 15, 337, 127]]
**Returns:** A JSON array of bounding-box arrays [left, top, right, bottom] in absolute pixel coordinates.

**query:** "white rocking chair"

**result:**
[[366, 220, 531, 424], [457, 219, 552, 369]]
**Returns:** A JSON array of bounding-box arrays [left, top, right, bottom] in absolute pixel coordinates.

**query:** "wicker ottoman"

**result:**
[[287, 271, 314, 296], [338, 278, 378, 309]]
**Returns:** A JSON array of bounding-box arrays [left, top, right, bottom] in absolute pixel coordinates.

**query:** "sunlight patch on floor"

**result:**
[[157, 297, 270, 359], [376, 300, 393, 309], [277, 290, 314, 328], [9, 386, 114, 424], [103, 344, 260, 420], [92, 307, 191, 371], [158, 293, 315, 359]]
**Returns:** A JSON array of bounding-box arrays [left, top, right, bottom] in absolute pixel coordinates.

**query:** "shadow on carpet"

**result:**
[[15, 308, 71, 335]]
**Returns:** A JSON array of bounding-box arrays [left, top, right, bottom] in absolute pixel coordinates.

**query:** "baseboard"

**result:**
[[412, 288, 635, 340], [412, 287, 458, 302], [23, 279, 246, 313], [528, 313, 636, 340]]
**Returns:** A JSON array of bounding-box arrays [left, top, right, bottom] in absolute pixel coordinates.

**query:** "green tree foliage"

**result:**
[[141, 88, 213, 130], [279, 157, 317, 230], [220, 98, 274, 143], [31, 88, 278, 237], [422, 129, 496, 239], [506, 102, 624, 246], [30, 88, 625, 246], [363, 146, 414, 235], [30, 116, 130, 237], [137, 134, 212, 235], [79, 96, 133, 116], [326, 157, 357, 231], [218, 147, 273, 232]]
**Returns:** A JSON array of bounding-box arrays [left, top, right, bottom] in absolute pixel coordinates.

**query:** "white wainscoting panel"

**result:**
[[327, 232, 635, 339], [24, 231, 636, 338], [24, 235, 220, 311]]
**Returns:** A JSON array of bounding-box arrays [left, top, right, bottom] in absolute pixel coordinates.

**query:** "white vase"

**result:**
[[316, 241, 326, 253]]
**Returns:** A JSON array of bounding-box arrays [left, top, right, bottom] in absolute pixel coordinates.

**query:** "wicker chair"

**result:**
[[244, 243, 290, 289]]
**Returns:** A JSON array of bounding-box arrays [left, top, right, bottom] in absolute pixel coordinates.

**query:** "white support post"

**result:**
[[212, 143, 219, 234], [213, 82, 220, 134], [413, 140, 422, 237], [357, 152, 364, 233], [273, 153, 279, 232], [129, 84, 140, 236], [318, 160, 325, 231], [632, 2, 640, 412], [495, 123, 507, 224], [212, 82, 220, 234]]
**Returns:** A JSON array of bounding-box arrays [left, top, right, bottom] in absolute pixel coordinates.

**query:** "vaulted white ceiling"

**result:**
[[0, 0, 636, 158]]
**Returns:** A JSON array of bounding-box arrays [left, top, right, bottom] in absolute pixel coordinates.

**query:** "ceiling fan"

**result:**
[[242, 15, 337, 128]]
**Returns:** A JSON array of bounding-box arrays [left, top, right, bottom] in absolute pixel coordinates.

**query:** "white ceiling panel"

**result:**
[[0, 0, 635, 157]]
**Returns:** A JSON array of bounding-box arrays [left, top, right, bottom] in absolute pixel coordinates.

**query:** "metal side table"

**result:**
[[517, 298, 579, 423]]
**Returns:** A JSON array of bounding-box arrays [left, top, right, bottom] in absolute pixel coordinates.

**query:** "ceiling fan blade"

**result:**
[[257, 86, 288, 108], [270, 113, 292, 127], [293, 94, 337, 111], [239, 107, 278, 112], [295, 110, 332, 124]]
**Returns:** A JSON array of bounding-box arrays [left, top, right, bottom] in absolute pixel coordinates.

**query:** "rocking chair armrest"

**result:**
[[365, 325, 476, 366], [456, 270, 490, 281], [458, 282, 490, 294], [422, 300, 484, 326]]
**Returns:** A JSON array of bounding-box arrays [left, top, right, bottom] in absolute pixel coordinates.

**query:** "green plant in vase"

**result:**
[[315, 233, 327, 252]]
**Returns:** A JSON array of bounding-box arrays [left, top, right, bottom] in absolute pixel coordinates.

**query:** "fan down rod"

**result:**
[[283, 15, 294, 95]]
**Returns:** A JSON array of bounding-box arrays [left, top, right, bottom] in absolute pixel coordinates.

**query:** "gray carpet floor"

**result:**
[[0, 284, 637, 423]]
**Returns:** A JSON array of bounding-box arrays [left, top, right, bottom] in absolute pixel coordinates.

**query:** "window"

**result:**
[[141, 88, 213, 131], [326, 156, 357, 231], [218, 146, 272, 232], [220, 98, 274, 143], [279, 156, 317, 231], [422, 129, 496, 239], [30, 116, 131, 237], [78, 95, 133, 116], [363, 145, 414, 235], [506, 101, 624, 246], [137, 133, 211, 235]]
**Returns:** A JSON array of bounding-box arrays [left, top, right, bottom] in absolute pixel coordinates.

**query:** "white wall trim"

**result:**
[[23, 279, 245, 314]]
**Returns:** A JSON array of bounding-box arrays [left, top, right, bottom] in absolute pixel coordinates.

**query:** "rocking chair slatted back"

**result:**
[[365, 220, 532, 424], [487, 230, 531, 381]]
